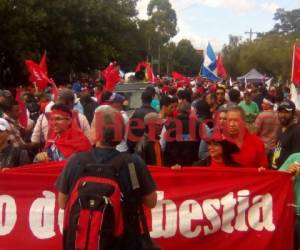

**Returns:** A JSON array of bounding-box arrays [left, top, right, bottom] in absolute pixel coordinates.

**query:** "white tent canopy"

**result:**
[[237, 68, 268, 83]]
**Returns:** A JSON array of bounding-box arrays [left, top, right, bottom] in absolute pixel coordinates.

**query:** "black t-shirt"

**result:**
[[55, 148, 156, 197], [274, 123, 300, 168]]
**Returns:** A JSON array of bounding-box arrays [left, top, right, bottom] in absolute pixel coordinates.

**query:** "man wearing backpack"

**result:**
[[56, 106, 157, 250]]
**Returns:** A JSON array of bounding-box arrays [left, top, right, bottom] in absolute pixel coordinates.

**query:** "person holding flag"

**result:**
[[34, 104, 91, 162]]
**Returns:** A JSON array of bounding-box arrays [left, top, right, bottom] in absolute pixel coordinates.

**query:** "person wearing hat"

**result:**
[[194, 128, 240, 167], [255, 96, 280, 162], [108, 93, 128, 153], [272, 100, 300, 169], [0, 118, 30, 169]]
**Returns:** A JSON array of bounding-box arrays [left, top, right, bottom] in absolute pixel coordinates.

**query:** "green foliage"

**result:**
[[172, 39, 201, 76], [0, 0, 143, 85], [147, 0, 177, 44], [273, 8, 300, 34], [222, 9, 300, 82], [0, 0, 183, 86]]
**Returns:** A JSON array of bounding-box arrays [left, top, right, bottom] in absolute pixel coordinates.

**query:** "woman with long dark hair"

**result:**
[[195, 128, 240, 167]]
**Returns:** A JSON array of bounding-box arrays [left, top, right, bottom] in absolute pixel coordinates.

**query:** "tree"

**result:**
[[0, 0, 143, 86], [273, 8, 300, 34], [222, 8, 300, 82], [173, 39, 201, 76], [147, 0, 177, 44], [222, 35, 242, 78]]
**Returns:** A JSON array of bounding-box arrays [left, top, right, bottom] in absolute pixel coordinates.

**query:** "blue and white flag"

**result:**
[[201, 43, 221, 81]]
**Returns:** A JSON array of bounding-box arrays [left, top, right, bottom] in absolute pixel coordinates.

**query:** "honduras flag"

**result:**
[[201, 43, 221, 81]]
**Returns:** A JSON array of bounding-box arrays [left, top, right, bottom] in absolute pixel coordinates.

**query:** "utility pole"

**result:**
[[245, 28, 259, 42]]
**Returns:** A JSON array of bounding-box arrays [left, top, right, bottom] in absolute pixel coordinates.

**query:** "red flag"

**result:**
[[146, 63, 156, 83], [292, 45, 300, 85], [135, 61, 156, 83], [135, 61, 148, 72], [15, 87, 28, 128], [50, 80, 59, 101], [102, 63, 115, 82], [103, 64, 120, 91], [172, 71, 190, 86], [39, 51, 48, 76], [216, 54, 227, 79], [25, 60, 50, 91], [39, 52, 58, 98]]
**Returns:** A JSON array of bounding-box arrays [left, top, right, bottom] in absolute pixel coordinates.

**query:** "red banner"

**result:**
[[0, 163, 295, 250], [292, 45, 300, 85]]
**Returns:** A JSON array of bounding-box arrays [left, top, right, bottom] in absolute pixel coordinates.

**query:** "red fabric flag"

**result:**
[[39, 51, 48, 76], [216, 54, 227, 79], [45, 124, 91, 158], [15, 87, 28, 128], [38, 52, 58, 99], [102, 63, 115, 82], [172, 71, 191, 87], [104, 65, 120, 91], [172, 71, 188, 81], [135, 61, 149, 72], [146, 63, 156, 83], [25, 60, 51, 91], [292, 45, 300, 85], [135, 61, 156, 83]]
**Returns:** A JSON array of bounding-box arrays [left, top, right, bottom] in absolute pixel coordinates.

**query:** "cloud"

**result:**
[[260, 2, 280, 12], [195, 0, 255, 13], [137, 0, 279, 17], [172, 28, 224, 52]]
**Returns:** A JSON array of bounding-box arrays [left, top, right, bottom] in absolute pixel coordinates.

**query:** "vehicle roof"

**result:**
[[115, 82, 151, 92]]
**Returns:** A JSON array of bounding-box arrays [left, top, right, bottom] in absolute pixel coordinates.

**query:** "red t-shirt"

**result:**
[[210, 161, 227, 168], [232, 130, 268, 168]]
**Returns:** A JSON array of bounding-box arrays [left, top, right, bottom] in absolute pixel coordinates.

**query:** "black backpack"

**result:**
[[26, 101, 40, 121], [62, 150, 160, 250], [63, 152, 125, 250]]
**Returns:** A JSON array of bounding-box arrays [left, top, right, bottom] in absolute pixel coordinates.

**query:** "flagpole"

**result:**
[[291, 44, 295, 84]]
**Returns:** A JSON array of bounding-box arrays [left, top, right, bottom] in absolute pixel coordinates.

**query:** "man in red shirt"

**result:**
[[226, 106, 268, 169]]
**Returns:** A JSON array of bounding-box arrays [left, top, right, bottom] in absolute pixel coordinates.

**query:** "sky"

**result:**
[[137, 0, 300, 51]]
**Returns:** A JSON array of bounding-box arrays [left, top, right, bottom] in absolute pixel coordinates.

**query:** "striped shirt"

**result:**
[[254, 110, 280, 152]]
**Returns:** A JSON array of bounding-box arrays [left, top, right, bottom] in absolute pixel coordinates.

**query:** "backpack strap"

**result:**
[[119, 153, 155, 245], [118, 153, 140, 191]]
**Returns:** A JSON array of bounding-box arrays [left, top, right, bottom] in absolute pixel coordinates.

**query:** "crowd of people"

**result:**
[[1, 76, 300, 248]]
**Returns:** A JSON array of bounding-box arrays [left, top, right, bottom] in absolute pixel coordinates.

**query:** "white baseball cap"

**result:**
[[0, 118, 10, 132]]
